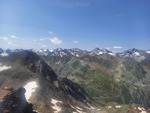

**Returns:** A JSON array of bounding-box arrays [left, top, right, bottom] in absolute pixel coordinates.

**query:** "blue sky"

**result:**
[[0, 0, 150, 51]]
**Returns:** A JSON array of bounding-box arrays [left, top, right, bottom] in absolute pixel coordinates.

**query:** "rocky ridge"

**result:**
[[0, 51, 97, 113]]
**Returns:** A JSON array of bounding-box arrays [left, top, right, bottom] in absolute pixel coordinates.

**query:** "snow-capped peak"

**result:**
[[49, 49, 54, 52], [133, 52, 140, 56], [90, 48, 115, 56]]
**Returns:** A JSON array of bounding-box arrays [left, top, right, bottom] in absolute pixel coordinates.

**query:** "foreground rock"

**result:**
[[0, 87, 37, 113]]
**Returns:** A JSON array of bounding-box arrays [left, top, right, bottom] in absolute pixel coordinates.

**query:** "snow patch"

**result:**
[[51, 99, 62, 113], [76, 106, 83, 111], [49, 49, 54, 52], [0, 52, 8, 57], [141, 111, 147, 113], [98, 52, 103, 55], [24, 81, 38, 102], [108, 106, 112, 109], [70, 104, 84, 113], [69, 50, 75, 56], [34, 110, 40, 113], [0, 65, 11, 72], [146, 51, 150, 54], [39, 49, 43, 52], [115, 105, 121, 108], [108, 52, 115, 56], [133, 52, 140, 56], [76, 54, 79, 57], [137, 107, 146, 113], [43, 49, 47, 52], [87, 102, 96, 110]]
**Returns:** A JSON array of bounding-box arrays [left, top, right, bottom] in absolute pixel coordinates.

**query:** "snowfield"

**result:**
[[0, 52, 9, 57], [24, 81, 38, 102], [0, 65, 11, 72]]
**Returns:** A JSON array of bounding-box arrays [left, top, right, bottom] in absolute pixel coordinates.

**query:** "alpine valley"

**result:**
[[0, 48, 150, 113]]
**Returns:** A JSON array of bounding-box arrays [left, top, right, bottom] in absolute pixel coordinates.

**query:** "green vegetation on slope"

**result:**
[[41, 55, 150, 108]]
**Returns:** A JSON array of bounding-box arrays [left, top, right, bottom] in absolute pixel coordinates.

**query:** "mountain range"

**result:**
[[0, 48, 150, 113], [1, 48, 150, 60]]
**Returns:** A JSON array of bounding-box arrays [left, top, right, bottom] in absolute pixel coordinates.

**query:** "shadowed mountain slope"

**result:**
[[0, 51, 97, 113]]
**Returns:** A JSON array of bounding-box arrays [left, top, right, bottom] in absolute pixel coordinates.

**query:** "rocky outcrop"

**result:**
[[0, 87, 37, 113]]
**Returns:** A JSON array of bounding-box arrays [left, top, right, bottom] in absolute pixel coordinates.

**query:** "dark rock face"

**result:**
[[59, 77, 89, 102], [6, 51, 58, 82], [6, 50, 40, 65], [0, 87, 37, 113]]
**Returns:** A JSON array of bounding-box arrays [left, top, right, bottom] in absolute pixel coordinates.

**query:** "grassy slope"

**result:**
[[41, 55, 150, 108]]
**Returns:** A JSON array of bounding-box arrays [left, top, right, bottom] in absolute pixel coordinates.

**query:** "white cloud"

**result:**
[[0, 35, 18, 41], [0, 36, 9, 41], [39, 38, 48, 41], [48, 31, 53, 35], [0, 35, 20, 49], [73, 41, 79, 44], [10, 35, 18, 39], [106, 47, 110, 50], [8, 42, 13, 45], [8, 42, 18, 47], [50, 37, 62, 44], [113, 46, 123, 49]]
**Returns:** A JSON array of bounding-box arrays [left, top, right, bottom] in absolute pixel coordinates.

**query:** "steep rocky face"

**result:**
[[0, 51, 96, 113], [59, 77, 89, 102], [5, 51, 58, 83]]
